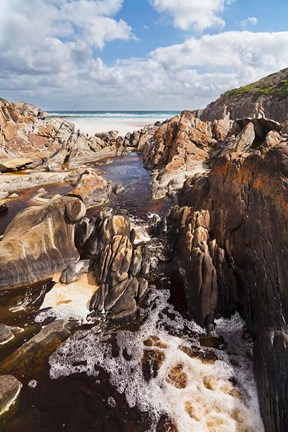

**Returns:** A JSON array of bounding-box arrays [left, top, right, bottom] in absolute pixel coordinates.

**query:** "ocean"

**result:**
[[47, 111, 180, 135]]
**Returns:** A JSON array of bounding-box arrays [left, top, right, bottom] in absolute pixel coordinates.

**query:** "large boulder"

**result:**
[[0, 196, 86, 289]]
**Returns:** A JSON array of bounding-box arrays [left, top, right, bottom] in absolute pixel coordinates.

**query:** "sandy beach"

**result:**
[[63, 117, 167, 136]]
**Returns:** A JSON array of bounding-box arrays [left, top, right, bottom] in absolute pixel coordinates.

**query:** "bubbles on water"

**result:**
[[107, 396, 116, 408], [28, 380, 37, 388], [49, 288, 264, 432]]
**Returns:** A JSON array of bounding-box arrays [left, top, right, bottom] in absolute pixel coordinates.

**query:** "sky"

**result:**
[[0, 0, 288, 110]]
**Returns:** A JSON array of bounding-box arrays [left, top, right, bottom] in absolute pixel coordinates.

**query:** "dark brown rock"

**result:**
[[173, 120, 288, 430]]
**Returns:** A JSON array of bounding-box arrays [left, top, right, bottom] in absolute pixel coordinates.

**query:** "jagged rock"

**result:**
[[168, 208, 223, 327], [0, 196, 86, 289], [80, 212, 150, 322], [69, 169, 111, 206], [134, 111, 213, 199], [201, 67, 288, 122], [175, 122, 288, 430], [60, 259, 90, 284], [0, 375, 22, 416]]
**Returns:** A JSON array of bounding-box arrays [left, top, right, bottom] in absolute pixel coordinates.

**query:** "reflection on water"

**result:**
[[93, 153, 170, 219]]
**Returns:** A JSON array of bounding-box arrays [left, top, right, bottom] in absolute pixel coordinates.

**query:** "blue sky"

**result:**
[[0, 0, 288, 110]]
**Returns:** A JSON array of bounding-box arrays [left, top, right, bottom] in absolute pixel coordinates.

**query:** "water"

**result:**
[[0, 153, 264, 431], [47, 111, 180, 135], [47, 111, 180, 120]]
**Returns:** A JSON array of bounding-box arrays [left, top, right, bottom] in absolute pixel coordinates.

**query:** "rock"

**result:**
[[60, 259, 90, 284], [0, 196, 86, 289], [168, 208, 220, 326], [82, 211, 150, 322], [0, 375, 22, 416], [113, 183, 125, 195], [254, 331, 288, 432], [201, 67, 288, 122], [0, 321, 71, 379], [0, 202, 8, 214], [0, 157, 34, 172], [0, 324, 14, 345], [136, 111, 213, 198], [173, 121, 288, 430], [0, 171, 68, 194], [8, 193, 19, 199], [69, 169, 110, 206], [0, 190, 9, 200]]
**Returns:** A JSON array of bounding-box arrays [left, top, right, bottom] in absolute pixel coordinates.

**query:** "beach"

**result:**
[[48, 111, 179, 136]]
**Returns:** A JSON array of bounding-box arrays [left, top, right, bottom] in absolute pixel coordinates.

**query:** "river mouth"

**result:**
[[0, 152, 264, 432]]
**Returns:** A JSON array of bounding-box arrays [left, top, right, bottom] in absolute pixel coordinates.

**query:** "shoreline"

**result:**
[[51, 116, 168, 136]]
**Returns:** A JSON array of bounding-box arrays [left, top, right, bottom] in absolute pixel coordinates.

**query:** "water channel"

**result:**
[[0, 153, 264, 432]]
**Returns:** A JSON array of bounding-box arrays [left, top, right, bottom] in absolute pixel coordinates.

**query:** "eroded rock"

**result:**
[[0, 196, 86, 289]]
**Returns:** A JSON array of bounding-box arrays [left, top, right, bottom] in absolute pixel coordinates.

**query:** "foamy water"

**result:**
[[49, 288, 264, 432]]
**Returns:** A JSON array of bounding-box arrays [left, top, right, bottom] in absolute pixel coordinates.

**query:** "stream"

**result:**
[[0, 153, 264, 432]]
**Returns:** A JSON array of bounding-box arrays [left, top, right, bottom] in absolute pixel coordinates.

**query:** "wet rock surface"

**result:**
[[0, 196, 86, 289], [0, 375, 22, 415]]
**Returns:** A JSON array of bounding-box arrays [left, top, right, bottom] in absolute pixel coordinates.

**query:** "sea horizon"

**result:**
[[47, 110, 181, 135]]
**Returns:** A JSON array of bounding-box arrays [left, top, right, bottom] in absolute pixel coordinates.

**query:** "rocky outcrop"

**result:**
[[169, 117, 288, 431], [77, 210, 151, 322], [69, 169, 111, 206], [133, 111, 219, 199], [201, 67, 288, 122], [0, 196, 86, 289], [0, 98, 126, 172]]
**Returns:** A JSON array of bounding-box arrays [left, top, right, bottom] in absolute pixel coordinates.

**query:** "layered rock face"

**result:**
[[201, 67, 288, 122], [0, 196, 86, 289], [169, 118, 288, 431], [134, 111, 220, 199], [78, 210, 151, 321]]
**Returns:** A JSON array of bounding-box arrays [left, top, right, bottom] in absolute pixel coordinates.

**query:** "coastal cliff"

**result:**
[[200, 67, 288, 123]]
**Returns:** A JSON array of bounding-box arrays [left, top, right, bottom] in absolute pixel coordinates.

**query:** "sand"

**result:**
[[68, 117, 162, 136]]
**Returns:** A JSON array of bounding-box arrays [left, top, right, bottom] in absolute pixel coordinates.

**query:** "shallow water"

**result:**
[[0, 153, 264, 432]]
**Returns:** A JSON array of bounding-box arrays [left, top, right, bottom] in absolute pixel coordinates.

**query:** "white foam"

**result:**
[[49, 288, 264, 432]]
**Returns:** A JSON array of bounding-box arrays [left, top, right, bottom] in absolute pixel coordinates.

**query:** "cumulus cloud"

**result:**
[[0, 1, 287, 110], [150, 0, 232, 31], [240, 17, 258, 28]]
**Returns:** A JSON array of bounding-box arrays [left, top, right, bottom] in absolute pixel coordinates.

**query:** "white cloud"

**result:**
[[0, 0, 133, 53], [150, 0, 232, 31], [0, 1, 287, 111], [240, 17, 258, 28]]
